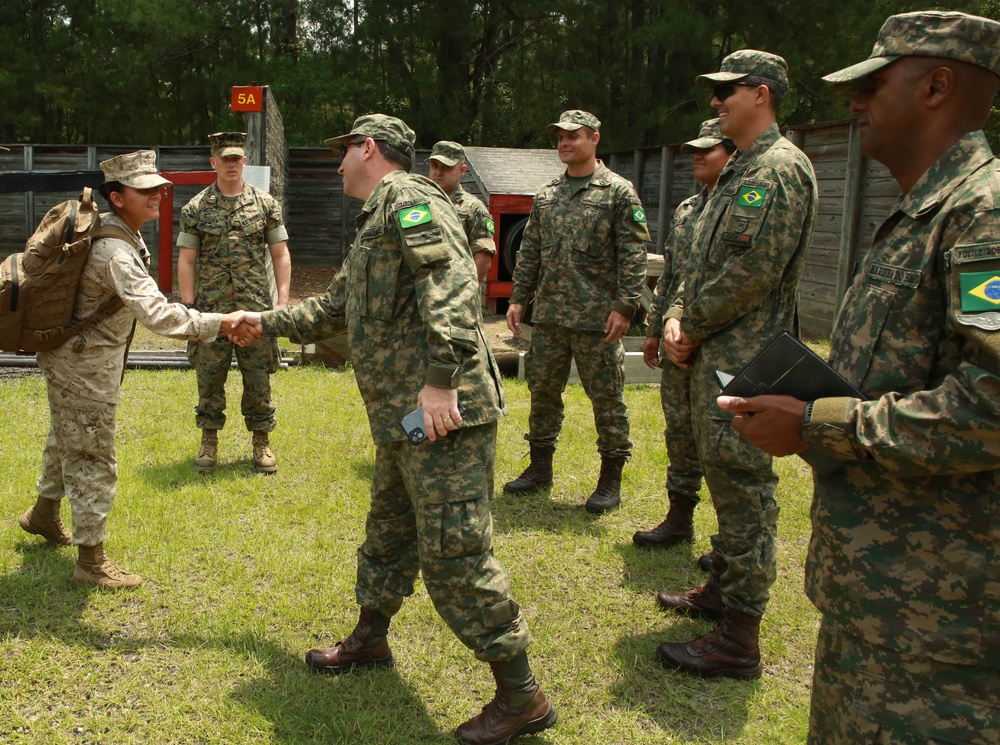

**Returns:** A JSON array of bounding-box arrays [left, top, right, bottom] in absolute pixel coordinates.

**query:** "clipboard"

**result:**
[[717, 331, 863, 477]]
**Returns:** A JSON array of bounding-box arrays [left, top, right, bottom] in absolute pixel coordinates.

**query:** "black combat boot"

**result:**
[[456, 653, 557, 745], [503, 445, 554, 494], [632, 490, 697, 548], [305, 607, 394, 674], [584, 457, 626, 513]]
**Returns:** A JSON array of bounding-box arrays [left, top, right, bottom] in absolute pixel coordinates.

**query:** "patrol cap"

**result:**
[[546, 110, 601, 134], [681, 118, 726, 153], [100, 150, 171, 189], [426, 140, 466, 167], [209, 131, 247, 158], [325, 114, 416, 161], [696, 49, 789, 88], [823, 11, 1000, 86]]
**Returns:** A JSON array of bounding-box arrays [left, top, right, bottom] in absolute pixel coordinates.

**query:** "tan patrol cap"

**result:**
[[426, 141, 466, 167], [823, 11, 1000, 86], [209, 132, 247, 158], [546, 110, 601, 134], [100, 151, 171, 189]]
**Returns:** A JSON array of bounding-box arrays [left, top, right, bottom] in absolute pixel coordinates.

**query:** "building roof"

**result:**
[[463, 147, 564, 198]]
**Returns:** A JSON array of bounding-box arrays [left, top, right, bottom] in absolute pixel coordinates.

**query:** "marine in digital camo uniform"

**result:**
[[655, 50, 818, 679], [426, 140, 496, 281], [17, 151, 244, 589], [717, 11, 1000, 743], [248, 115, 556, 745], [633, 118, 735, 562], [504, 109, 649, 514], [177, 131, 291, 474]]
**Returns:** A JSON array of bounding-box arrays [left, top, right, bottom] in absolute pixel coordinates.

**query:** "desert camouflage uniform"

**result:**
[[177, 181, 287, 432], [802, 132, 1000, 744], [510, 161, 649, 458], [666, 123, 817, 616], [262, 170, 529, 661], [647, 191, 707, 501], [450, 184, 496, 262], [36, 212, 224, 545]]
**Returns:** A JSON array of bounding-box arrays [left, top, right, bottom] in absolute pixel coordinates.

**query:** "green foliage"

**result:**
[[2, 0, 999, 148], [0, 359, 820, 744]]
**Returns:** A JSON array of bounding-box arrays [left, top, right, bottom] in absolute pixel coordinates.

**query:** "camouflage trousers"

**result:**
[[356, 422, 531, 662], [691, 367, 778, 617], [660, 361, 703, 501], [524, 323, 631, 459], [187, 336, 279, 432], [810, 616, 1000, 745], [36, 383, 118, 546]]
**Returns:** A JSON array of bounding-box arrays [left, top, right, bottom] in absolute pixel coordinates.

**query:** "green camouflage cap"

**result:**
[[681, 118, 726, 153], [209, 131, 247, 158], [100, 150, 171, 189], [696, 49, 789, 88], [546, 109, 601, 134], [426, 140, 466, 167], [823, 11, 1000, 87], [325, 114, 416, 160]]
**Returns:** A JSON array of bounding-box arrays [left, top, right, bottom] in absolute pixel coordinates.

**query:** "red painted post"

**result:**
[[156, 171, 216, 293]]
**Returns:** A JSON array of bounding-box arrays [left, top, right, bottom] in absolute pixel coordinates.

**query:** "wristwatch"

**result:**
[[800, 400, 815, 436]]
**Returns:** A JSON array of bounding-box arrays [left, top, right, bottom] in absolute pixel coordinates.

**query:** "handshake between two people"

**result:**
[[219, 311, 265, 347]]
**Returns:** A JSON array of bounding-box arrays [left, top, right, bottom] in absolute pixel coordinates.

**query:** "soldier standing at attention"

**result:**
[[17, 151, 253, 588], [426, 140, 496, 281], [655, 51, 818, 679], [235, 115, 556, 745], [177, 132, 291, 474], [719, 11, 1000, 742], [504, 110, 649, 513], [633, 118, 735, 561]]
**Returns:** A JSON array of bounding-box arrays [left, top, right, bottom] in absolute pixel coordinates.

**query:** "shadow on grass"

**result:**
[[616, 540, 709, 596], [610, 625, 756, 742], [491, 487, 614, 537], [0, 541, 89, 638]]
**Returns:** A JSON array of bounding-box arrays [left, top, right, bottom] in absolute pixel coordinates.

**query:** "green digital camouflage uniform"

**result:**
[[450, 184, 496, 263], [36, 212, 224, 545], [666, 123, 817, 616], [802, 131, 1000, 745], [647, 190, 707, 501], [177, 181, 288, 432], [262, 169, 530, 662], [510, 161, 649, 458]]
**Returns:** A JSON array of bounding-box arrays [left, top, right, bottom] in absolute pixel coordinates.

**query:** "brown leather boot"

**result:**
[[194, 429, 218, 473], [73, 543, 143, 589], [252, 431, 277, 474], [584, 456, 626, 514], [656, 553, 726, 620], [632, 491, 697, 548], [696, 551, 715, 572], [503, 445, 554, 494], [19, 496, 72, 546], [656, 609, 763, 680], [456, 653, 557, 745], [305, 607, 394, 674]]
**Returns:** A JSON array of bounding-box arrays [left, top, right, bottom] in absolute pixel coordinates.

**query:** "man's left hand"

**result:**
[[717, 394, 809, 456], [417, 385, 462, 442], [604, 310, 631, 342]]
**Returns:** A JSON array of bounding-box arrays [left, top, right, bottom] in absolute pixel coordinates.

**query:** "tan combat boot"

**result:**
[[252, 431, 277, 474], [73, 543, 143, 589], [19, 496, 73, 546], [456, 653, 557, 745], [194, 429, 218, 473]]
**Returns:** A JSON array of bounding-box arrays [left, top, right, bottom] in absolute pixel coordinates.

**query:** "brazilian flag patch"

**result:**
[[399, 203, 432, 228], [485, 217, 495, 234], [960, 271, 1000, 311], [738, 187, 767, 208], [632, 206, 646, 223]]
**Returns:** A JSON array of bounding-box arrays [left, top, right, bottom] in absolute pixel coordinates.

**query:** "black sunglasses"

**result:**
[[713, 82, 760, 101], [341, 138, 367, 157]]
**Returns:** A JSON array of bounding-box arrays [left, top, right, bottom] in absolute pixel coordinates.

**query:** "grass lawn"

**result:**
[[1, 335, 820, 744]]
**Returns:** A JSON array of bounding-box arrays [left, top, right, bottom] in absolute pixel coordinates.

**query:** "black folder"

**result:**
[[716, 331, 864, 477]]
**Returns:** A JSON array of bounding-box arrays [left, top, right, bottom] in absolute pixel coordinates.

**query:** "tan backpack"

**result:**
[[0, 187, 139, 353]]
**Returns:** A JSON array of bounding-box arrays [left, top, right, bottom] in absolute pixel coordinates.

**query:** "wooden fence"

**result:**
[[0, 119, 896, 337]]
